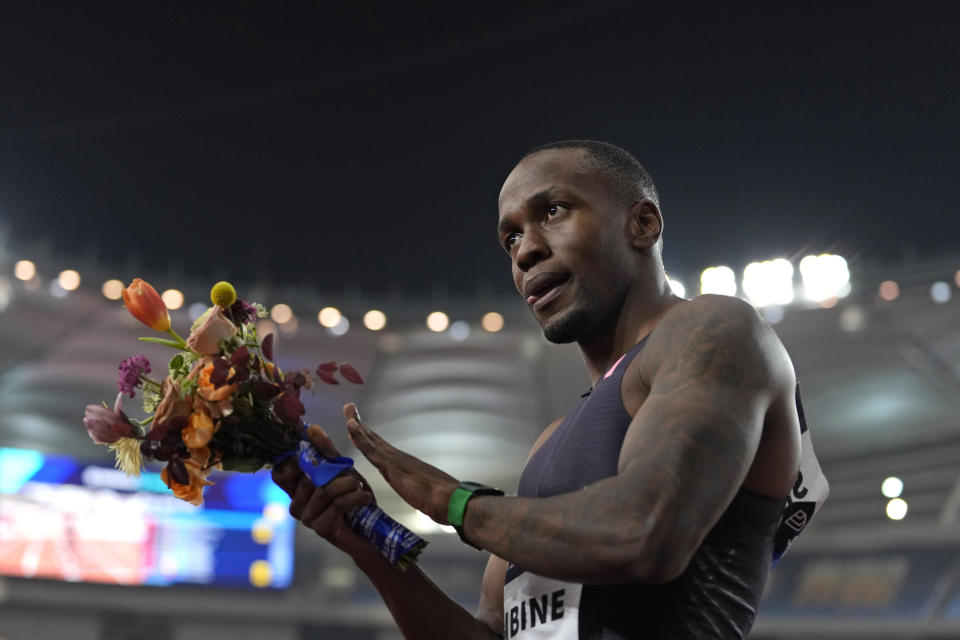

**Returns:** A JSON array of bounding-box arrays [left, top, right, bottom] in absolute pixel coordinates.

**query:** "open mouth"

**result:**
[[525, 273, 570, 310]]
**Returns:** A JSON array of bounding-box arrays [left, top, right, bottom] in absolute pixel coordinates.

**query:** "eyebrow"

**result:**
[[497, 187, 559, 235]]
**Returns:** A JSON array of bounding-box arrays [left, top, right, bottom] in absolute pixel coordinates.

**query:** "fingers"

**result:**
[[306, 489, 375, 536], [271, 460, 300, 497], [306, 424, 340, 459], [288, 476, 316, 520], [299, 474, 359, 523], [343, 405, 386, 461], [342, 402, 361, 424], [285, 471, 375, 540]]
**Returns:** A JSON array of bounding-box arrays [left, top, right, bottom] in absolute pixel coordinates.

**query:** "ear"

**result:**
[[628, 199, 663, 252]]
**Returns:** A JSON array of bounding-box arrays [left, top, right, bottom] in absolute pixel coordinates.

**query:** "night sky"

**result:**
[[2, 2, 958, 297]]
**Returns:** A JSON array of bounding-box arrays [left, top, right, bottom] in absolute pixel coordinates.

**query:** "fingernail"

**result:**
[[353, 406, 362, 423]]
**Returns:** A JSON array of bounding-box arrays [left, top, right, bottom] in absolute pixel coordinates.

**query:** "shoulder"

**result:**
[[640, 294, 794, 393]]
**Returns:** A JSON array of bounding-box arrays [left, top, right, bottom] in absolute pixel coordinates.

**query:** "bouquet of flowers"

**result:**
[[83, 278, 426, 568]]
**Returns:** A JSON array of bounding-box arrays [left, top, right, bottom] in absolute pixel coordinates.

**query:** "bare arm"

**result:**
[[349, 296, 794, 583], [273, 425, 502, 640]]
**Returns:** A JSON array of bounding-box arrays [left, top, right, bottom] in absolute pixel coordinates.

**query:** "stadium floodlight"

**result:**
[[886, 498, 908, 521], [318, 306, 341, 327], [881, 476, 903, 499], [363, 309, 387, 331], [426, 311, 450, 332], [270, 303, 293, 324], [931, 281, 951, 304], [667, 278, 686, 298], [700, 266, 737, 296], [14, 260, 36, 281], [878, 280, 900, 301], [799, 254, 850, 302], [449, 320, 470, 342], [481, 312, 504, 332], [58, 269, 81, 291], [742, 259, 794, 307], [102, 279, 124, 300], [328, 316, 350, 337], [161, 289, 184, 310]]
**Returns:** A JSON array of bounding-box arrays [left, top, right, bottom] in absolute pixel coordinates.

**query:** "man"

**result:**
[[274, 140, 823, 638]]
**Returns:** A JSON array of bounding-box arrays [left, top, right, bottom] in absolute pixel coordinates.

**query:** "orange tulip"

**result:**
[[122, 278, 171, 332]]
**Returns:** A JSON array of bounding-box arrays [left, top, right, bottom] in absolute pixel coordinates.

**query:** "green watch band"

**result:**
[[447, 481, 504, 548]]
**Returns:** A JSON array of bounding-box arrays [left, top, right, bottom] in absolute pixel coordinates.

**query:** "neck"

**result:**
[[577, 276, 682, 385]]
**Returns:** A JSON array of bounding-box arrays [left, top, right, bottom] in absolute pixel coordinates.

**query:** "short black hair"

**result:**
[[523, 139, 660, 209]]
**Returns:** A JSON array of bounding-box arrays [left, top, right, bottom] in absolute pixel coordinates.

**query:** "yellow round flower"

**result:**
[[210, 281, 237, 308]]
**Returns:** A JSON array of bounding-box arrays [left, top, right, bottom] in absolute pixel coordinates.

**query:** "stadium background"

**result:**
[[1, 3, 959, 639]]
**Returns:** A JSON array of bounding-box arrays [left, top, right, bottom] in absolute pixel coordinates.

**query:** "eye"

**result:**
[[504, 232, 520, 251], [545, 203, 565, 219]]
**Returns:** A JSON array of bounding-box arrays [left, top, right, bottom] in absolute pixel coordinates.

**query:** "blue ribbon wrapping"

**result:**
[[291, 439, 427, 566]]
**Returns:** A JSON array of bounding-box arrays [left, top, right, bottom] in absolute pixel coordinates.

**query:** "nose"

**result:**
[[515, 228, 550, 272]]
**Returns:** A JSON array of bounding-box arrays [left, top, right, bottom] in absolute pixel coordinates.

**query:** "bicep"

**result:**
[[618, 297, 789, 562], [475, 554, 506, 636]]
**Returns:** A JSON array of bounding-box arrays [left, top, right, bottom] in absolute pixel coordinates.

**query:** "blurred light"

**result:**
[[667, 278, 686, 298], [256, 319, 278, 340], [762, 306, 785, 325], [271, 303, 293, 324], [878, 280, 900, 301], [481, 311, 505, 332], [263, 502, 287, 522], [48, 280, 68, 299], [188, 302, 208, 321], [23, 275, 41, 291], [410, 510, 455, 535], [251, 520, 273, 545], [378, 332, 405, 353], [278, 314, 299, 334], [819, 297, 838, 309], [57, 269, 81, 291], [742, 259, 794, 307], [700, 266, 737, 296], [930, 281, 951, 304], [102, 279, 124, 300], [881, 476, 903, 499], [0, 276, 11, 313], [799, 254, 850, 302], [955, 270, 960, 288], [318, 306, 342, 328], [886, 498, 908, 521], [161, 289, 184, 310], [449, 320, 470, 342], [327, 316, 350, 337], [426, 311, 449, 332], [248, 560, 272, 588], [363, 309, 387, 331], [838, 305, 866, 333], [13, 260, 35, 281]]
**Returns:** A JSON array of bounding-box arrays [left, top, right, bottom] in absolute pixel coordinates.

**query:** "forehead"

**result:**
[[498, 148, 599, 213]]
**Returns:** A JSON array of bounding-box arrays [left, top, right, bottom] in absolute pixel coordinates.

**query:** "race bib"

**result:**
[[503, 566, 581, 639]]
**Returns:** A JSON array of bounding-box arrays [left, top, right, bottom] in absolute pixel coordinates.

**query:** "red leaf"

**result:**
[[317, 370, 339, 385], [316, 361, 338, 373], [261, 333, 275, 361], [339, 363, 364, 384]]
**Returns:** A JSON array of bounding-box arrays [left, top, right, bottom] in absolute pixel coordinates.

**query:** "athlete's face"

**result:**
[[497, 149, 635, 343]]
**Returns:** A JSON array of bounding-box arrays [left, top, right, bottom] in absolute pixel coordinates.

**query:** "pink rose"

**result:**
[[186, 308, 237, 355]]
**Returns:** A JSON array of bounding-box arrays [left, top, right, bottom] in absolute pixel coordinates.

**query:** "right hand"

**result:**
[[272, 424, 377, 558]]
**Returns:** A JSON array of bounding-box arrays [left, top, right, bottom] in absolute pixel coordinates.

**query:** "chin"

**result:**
[[541, 306, 591, 344]]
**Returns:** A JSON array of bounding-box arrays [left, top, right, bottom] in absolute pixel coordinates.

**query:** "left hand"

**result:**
[[343, 402, 459, 524]]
